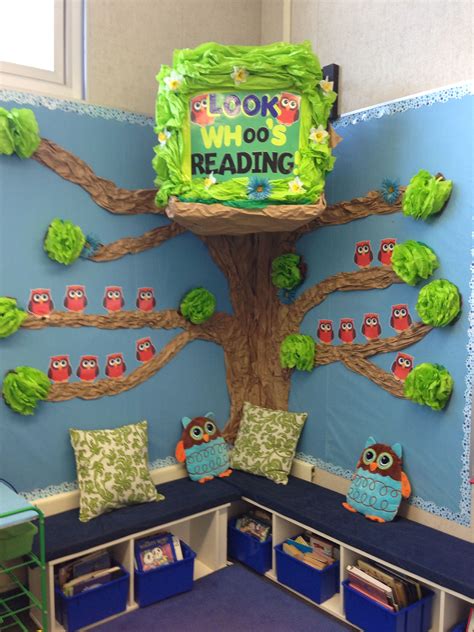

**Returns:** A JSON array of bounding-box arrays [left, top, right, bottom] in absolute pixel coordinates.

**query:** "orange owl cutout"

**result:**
[[175, 413, 232, 484], [343, 437, 411, 523], [64, 285, 87, 313], [28, 289, 54, 317]]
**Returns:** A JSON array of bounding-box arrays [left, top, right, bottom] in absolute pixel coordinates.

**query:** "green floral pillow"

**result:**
[[70, 420, 164, 522], [230, 402, 307, 484]]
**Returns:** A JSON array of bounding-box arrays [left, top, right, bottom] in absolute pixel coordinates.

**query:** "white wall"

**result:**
[[290, 0, 474, 113], [86, 0, 263, 115]]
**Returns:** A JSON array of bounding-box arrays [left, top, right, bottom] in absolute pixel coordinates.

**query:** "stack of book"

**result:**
[[57, 551, 122, 597], [347, 559, 424, 611], [134, 532, 183, 572], [282, 533, 336, 570], [234, 509, 272, 542]]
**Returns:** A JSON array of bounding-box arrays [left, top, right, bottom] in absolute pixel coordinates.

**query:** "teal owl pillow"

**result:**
[[342, 436, 411, 523], [70, 420, 163, 522], [175, 412, 232, 483]]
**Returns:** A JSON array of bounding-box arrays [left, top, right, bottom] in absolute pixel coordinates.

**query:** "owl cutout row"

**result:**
[[343, 437, 411, 523], [27, 287, 157, 317], [175, 413, 232, 483], [48, 338, 157, 384], [354, 238, 397, 269]]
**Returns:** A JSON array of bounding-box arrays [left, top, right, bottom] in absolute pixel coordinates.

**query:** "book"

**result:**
[[348, 580, 395, 611], [304, 532, 335, 557], [235, 512, 271, 542], [62, 566, 122, 597], [357, 559, 407, 609], [282, 535, 335, 570], [57, 550, 112, 588], [347, 565, 397, 610], [135, 532, 178, 572]]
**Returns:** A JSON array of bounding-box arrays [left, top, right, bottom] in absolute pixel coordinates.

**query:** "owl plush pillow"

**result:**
[[175, 413, 232, 483], [342, 436, 411, 523]]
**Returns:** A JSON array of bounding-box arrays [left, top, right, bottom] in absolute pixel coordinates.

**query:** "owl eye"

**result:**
[[201, 98, 208, 108], [107, 291, 114, 299], [377, 452, 393, 470], [41, 293, 49, 301], [138, 343, 145, 351], [90, 360, 96, 367], [289, 99, 297, 109], [146, 291, 152, 299], [281, 97, 289, 107], [116, 357, 122, 365], [363, 245, 369, 253], [144, 341, 150, 348], [140, 292, 146, 299], [193, 101, 202, 111], [190, 426, 204, 440], [398, 357, 405, 366], [82, 360, 89, 368], [53, 360, 60, 368], [357, 246, 364, 254], [33, 294, 41, 302], [347, 322, 353, 329], [404, 359, 412, 368], [365, 317, 371, 325], [394, 309, 400, 317], [362, 448, 376, 464], [60, 359, 67, 368], [205, 421, 216, 435], [114, 291, 121, 299], [400, 308, 406, 317], [76, 290, 83, 298], [389, 243, 395, 250], [382, 244, 389, 252]]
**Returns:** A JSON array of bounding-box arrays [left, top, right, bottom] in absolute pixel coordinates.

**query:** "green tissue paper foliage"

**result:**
[[180, 288, 216, 324], [2, 367, 51, 415], [0, 298, 27, 339], [416, 279, 461, 327], [44, 219, 86, 265], [403, 363, 453, 411], [272, 253, 302, 290], [280, 334, 315, 372], [391, 240, 439, 286], [0, 107, 40, 158], [402, 170, 453, 220]]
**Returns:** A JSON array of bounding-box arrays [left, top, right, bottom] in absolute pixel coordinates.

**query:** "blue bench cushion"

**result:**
[[33, 477, 240, 562], [224, 470, 474, 598]]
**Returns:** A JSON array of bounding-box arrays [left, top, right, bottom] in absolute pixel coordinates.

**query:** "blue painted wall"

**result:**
[[0, 89, 471, 526], [291, 93, 472, 524]]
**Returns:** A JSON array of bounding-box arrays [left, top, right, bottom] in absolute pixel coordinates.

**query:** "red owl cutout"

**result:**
[[317, 319, 334, 344], [105, 353, 126, 378], [276, 93, 300, 126], [190, 95, 214, 126], [64, 285, 87, 313], [378, 238, 397, 266], [390, 304, 412, 332], [136, 288, 156, 312], [76, 356, 99, 382], [354, 241, 373, 268], [28, 289, 54, 317], [391, 353, 414, 381], [362, 313, 381, 340], [48, 355, 72, 383], [136, 337, 156, 363], [339, 318, 356, 343], [103, 286, 124, 312]]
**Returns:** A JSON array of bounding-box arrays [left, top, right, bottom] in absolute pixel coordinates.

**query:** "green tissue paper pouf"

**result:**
[[0, 522, 38, 561], [0, 297, 27, 339], [180, 288, 216, 324], [416, 279, 461, 327], [391, 241, 439, 286], [402, 170, 452, 220], [280, 334, 315, 372], [271, 253, 304, 290], [2, 367, 51, 415], [44, 219, 86, 265], [403, 363, 453, 411]]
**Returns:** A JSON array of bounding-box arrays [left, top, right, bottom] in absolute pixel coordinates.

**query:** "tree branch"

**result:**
[[90, 223, 186, 262], [22, 310, 235, 345], [289, 267, 403, 325], [33, 139, 162, 215], [295, 189, 405, 236], [314, 323, 432, 397], [48, 331, 194, 402]]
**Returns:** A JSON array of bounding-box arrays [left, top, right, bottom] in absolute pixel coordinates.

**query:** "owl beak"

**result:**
[[369, 463, 377, 472], [203, 434, 210, 443]]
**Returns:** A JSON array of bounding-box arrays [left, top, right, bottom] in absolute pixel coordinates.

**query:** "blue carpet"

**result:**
[[95, 564, 352, 631]]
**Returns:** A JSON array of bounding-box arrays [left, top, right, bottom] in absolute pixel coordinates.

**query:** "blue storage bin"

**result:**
[[55, 564, 129, 632], [343, 579, 434, 632], [135, 541, 196, 607], [228, 517, 272, 574], [274, 543, 339, 604]]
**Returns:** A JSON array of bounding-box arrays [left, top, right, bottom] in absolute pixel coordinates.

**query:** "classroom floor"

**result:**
[[94, 563, 353, 632]]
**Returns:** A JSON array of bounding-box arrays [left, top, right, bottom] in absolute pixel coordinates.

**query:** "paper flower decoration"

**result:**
[[380, 178, 400, 205], [180, 288, 216, 325], [247, 176, 272, 201], [231, 66, 248, 85], [0, 298, 27, 339], [280, 334, 315, 372], [2, 366, 51, 415], [391, 241, 439, 286], [416, 279, 461, 327], [402, 170, 453, 220], [0, 107, 40, 158], [319, 77, 334, 93], [204, 172, 217, 190], [288, 177, 305, 194], [309, 125, 329, 144], [403, 363, 453, 410], [271, 253, 305, 291], [158, 128, 171, 147], [164, 70, 184, 91], [44, 219, 86, 265]]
